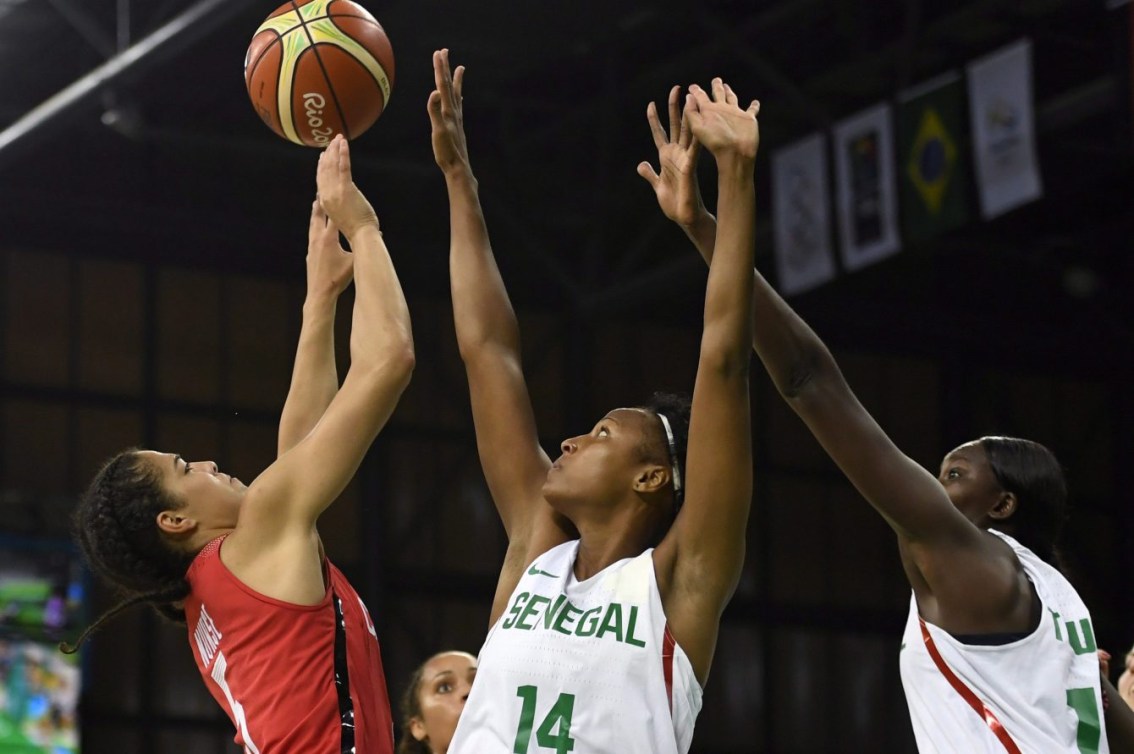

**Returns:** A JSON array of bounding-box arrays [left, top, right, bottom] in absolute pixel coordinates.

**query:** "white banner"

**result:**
[[771, 133, 835, 296], [833, 103, 901, 272], [967, 39, 1043, 219]]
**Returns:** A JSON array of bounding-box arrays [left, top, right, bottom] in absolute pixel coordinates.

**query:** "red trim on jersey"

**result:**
[[662, 623, 676, 711], [918, 617, 1022, 754]]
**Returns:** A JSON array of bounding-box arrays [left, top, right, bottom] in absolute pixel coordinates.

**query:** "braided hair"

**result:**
[[62, 449, 193, 654]]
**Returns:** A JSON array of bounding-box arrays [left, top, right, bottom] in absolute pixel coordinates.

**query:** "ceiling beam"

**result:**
[[0, 0, 259, 172]]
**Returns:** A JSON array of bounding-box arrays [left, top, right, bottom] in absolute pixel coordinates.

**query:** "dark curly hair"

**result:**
[[62, 449, 193, 654], [977, 436, 1068, 569], [639, 392, 692, 513]]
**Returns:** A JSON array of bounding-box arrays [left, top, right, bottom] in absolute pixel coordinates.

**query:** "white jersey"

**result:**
[[449, 541, 703, 754], [900, 530, 1109, 754]]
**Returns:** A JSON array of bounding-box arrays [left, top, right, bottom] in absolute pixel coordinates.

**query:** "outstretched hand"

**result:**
[[428, 48, 470, 176], [637, 85, 707, 228], [306, 199, 353, 300], [316, 134, 378, 238], [685, 78, 760, 164]]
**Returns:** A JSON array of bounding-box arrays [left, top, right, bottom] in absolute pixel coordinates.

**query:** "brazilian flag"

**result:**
[[896, 72, 972, 244]]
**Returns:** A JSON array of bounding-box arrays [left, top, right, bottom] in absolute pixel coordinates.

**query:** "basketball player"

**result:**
[[638, 85, 1134, 752], [66, 135, 408, 753], [397, 650, 477, 754], [428, 49, 759, 752]]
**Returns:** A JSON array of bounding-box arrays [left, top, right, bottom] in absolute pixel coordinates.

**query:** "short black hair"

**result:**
[[978, 436, 1068, 568], [641, 392, 692, 510]]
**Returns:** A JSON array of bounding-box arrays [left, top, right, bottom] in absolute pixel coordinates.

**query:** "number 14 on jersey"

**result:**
[[514, 685, 576, 753]]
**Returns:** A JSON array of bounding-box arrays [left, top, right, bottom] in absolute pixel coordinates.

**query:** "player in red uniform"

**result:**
[[65, 135, 409, 753]]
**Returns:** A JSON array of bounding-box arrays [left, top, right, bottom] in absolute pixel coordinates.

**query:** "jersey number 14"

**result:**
[[513, 685, 576, 753]]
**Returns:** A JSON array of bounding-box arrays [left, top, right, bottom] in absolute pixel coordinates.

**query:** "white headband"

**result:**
[[657, 413, 684, 508]]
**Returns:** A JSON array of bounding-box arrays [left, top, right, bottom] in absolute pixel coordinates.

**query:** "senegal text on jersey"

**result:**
[[501, 592, 648, 647]]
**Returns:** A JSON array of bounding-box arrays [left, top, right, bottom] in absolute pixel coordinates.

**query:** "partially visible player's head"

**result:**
[[64, 448, 247, 652], [1119, 645, 1134, 711], [541, 392, 690, 544], [398, 651, 477, 754], [939, 436, 1067, 565]]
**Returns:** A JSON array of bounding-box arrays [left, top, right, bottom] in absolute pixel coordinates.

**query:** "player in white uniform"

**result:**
[[637, 86, 1134, 752], [427, 49, 760, 753]]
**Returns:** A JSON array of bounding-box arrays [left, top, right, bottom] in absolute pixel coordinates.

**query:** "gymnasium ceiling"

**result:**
[[0, 0, 1130, 375]]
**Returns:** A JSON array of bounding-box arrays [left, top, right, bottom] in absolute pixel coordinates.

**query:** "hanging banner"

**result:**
[[833, 103, 901, 272], [966, 39, 1043, 219], [896, 71, 972, 244], [771, 133, 836, 295]]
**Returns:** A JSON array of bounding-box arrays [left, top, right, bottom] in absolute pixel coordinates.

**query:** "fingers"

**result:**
[[687, 84, 709, 108], [646, 101, 667, 149], [667, 85, 681, 144], [432, 49, 445, 98], [711, 77, 726, 103], [337, 134, 352, 179], [326, 216, 341, 237], [316, 135, 349, 196], [748, 99, 761, 117], [316, 139, 333, 191], [441, 48, 453, 97], [308, 200, 321, 237], [636, 161, 660, 188], [723, 82, 740, 107], [678, 93, 694, 148], [310, 198, 327, 229], [453, 65, 465, 102], [432, 49, 453, 102], [427, 90, 442, 121], [431, 48, 463, 117]]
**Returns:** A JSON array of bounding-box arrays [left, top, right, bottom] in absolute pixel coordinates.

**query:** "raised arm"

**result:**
[[226, 136, 413, 602], [428, 49, 573, 622], [640, 89, 1019, 630], [655, 81, 758, 685], [277, 200, 354, 456]]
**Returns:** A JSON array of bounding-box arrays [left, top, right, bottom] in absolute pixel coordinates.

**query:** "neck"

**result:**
[[183, 526, 235, 556], [572, 516, 655, 581]]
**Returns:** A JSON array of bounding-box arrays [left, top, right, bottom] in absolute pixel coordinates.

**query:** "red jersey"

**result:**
[[183, 537, 394, 754]]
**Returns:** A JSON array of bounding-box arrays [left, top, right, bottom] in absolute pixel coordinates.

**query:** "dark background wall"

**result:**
[[0, 1, 1131, 752]]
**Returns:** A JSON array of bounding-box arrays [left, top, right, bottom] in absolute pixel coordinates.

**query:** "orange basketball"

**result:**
[[244, 0, 395, 147]]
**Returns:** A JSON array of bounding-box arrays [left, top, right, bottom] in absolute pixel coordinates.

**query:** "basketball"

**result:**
[[245, 0, 395, 147]]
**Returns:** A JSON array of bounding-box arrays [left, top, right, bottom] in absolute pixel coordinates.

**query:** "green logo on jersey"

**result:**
[[527, 564, 558, 578], [501, 591, 647, 648], [1049, 609, 1098, 656]]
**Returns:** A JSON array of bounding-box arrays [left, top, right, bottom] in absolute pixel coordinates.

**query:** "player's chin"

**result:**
[[540, 475, 568, 508]]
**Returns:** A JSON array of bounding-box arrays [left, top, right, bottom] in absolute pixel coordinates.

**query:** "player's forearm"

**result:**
[[445, 171, 523, 361], [700, 160, 756, 371], [746, 261, 841, 399], [686, 195, 839, 401], [348, 225, 414, 373], [278, 297, 339, 455]]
